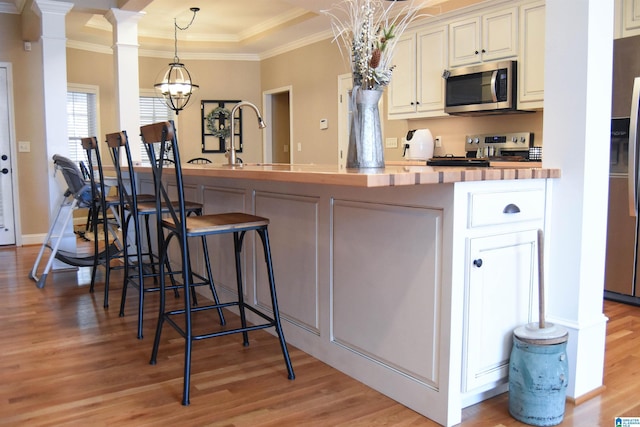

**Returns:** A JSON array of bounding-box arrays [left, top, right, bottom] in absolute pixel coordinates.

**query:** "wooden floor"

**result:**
[[3, 244, 640, 426]]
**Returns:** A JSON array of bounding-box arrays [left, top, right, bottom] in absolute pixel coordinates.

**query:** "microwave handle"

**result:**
[[490, 70, 498, 102], [629, 77, 640, 217]]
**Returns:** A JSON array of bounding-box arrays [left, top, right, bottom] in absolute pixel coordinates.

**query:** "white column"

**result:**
[[105, 8, 144, 163], [543, 0, 613, 399], [32, 0, 75, 257]]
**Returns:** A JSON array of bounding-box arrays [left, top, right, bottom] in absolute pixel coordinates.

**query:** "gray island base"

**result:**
[[135, 163, 557, 426]]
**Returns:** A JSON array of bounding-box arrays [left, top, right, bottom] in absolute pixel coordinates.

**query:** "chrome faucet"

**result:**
[[227, 101, 266, 165]]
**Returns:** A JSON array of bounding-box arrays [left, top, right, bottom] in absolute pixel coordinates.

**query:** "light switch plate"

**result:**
[[385, 137, 398, 148], [18, 141, 30, 152]]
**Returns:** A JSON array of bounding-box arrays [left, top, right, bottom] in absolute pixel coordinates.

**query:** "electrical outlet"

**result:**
[[435, 136, 442, 148], [385, 137, 398, 148], [297, 142, 302, 152]]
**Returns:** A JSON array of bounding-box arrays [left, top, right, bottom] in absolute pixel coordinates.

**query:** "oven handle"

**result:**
[[490, 70, 498, 103], [629, 77, 640, 217]]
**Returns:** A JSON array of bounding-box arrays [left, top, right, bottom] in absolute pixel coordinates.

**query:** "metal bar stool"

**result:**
[[104, 131, 223, 339], [80, 136, 125, 308], [142, 120, 294, 405]]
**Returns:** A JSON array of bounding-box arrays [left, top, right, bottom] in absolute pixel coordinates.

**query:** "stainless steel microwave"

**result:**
[[444, 60, 517, 115]]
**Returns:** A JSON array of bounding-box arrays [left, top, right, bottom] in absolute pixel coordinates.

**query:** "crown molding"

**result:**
[[259, 29, 333, 60]]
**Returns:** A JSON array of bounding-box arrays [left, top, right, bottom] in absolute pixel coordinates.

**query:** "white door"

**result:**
[[0, 66, 16, 246], [338, 74, 353, 169]]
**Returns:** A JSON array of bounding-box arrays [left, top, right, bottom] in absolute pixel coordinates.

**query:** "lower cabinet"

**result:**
[[462, 229, 539, 393], [456, 179, 545, 400]]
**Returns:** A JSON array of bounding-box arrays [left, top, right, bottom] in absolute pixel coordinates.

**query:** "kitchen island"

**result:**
[[136, 163, 559, 427]]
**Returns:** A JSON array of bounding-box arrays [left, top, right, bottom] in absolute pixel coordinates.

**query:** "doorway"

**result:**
[[263, 87, 292, 164], [0, 64, 18, 246]]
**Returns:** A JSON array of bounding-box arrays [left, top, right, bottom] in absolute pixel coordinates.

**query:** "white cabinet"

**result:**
[[463, 230, 539, 392], [619, 0, 640, 38], [457, 180, 545, 399], [518, 1, 545, 109], [449, 7, 518, 67], [387, 25, 448, 119]]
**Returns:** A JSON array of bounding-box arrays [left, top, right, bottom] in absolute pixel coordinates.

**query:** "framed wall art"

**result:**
[[201, 100, 242, 153]]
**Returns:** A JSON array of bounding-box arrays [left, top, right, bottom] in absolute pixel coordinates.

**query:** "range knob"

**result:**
[[511, 136, 518, 142], [466, 137, 473, 144], [520, 137, 527, 143], [473, 137, 480, 144]]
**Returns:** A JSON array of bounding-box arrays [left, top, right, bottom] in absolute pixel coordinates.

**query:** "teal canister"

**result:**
[[508, 325, 569, 426]]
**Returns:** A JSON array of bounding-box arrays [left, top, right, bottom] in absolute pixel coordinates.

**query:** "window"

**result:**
[[67, 85, 99, 164], [139, 95, 174, 163]]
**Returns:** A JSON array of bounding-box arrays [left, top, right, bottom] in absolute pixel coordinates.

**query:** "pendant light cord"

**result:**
[[173, 7, 199, 63]]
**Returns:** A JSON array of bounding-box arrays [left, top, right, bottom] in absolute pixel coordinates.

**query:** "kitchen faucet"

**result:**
[[227, 101, 266, 165]]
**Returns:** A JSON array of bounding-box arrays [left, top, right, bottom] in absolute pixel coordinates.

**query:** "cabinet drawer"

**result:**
[[468, 188, 545, 228]]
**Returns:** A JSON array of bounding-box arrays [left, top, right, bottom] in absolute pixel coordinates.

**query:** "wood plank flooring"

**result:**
[[2, 243, 640, 426]]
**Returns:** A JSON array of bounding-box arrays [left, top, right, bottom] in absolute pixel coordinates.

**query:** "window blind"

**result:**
[[67, 91, 97, 164], [139, 96, 174, 164]]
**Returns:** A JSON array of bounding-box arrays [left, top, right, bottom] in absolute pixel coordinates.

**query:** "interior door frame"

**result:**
[[338, 73, 352, 169], [263, 86, 293, 164], [0, 62, 21, 246]]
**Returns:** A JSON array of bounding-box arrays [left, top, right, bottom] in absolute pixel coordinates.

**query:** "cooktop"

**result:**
[[426, 157, 490, 167]]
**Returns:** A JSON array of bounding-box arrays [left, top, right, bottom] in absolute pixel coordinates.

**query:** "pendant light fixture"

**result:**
[[154, 7, 200, 114]]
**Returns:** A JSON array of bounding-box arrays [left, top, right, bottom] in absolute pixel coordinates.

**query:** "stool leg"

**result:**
[[102, 203, 111, 308], [234, 231, 250, 346], [150, 236, 170, 365], [181, 235, 194, 406], [119, 213, 131, 317], [133, 213, 146, 339], [185, 246, 199, 307], [200, 235, 225, 325], [257, 227, 295, 380], [88, 203, 100, 294]]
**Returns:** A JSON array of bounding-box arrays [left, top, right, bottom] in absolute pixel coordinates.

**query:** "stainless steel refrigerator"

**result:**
[[605, 35, 640, 304]]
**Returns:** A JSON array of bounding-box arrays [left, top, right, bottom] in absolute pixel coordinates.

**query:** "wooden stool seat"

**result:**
[[163, 212, 269, 235]]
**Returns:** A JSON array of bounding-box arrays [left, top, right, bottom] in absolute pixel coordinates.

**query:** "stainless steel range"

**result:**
[[427, 132, 537, 167]]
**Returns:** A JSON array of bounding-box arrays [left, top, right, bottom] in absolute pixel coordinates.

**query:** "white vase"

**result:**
[[347, 87, 384, 169]]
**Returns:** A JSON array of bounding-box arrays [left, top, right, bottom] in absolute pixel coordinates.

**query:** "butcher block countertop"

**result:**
[[133, 162, 560, 188], [130, 162, 560, 187]]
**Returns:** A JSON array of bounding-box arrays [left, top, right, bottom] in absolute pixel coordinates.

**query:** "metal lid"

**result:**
[[513, 322, 568, 345]]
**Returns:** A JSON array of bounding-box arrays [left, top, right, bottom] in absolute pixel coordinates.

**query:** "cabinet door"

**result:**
[[482, 7, 518, 62], [388, 33, 417, 115], [449, 16, 481, 67], [519, 1, 545, 108], [462, 229, 538, 392], [623, 0, 640, 37], [417, 26, 447, 113]]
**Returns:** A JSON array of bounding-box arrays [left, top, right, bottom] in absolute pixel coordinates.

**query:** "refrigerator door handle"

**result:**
[[629, 77, 640, 217]]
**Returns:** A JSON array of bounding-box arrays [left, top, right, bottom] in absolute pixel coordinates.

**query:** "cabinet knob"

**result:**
[[503, 203, 521, 214], [416, 101, 420, 105], [481, 49, 486, 53], [410, 102, 415, 105], [475, 50, 479, 55], [473, 259, 483, 268]]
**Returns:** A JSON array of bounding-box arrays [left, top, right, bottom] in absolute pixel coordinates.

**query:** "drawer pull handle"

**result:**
[[473, 259, 483, 268], [503, 203, 521, 214]]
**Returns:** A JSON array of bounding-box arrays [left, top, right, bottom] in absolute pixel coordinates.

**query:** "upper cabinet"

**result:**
[[518, 1, 545, 109], [388, 25, 448, 119], [387, 1, 545, 120], [449, 7, 518, 67], [617, 0, 640, 38]]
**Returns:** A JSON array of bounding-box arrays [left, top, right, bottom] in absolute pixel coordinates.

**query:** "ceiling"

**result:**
[[1, 0, 484, 60]]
